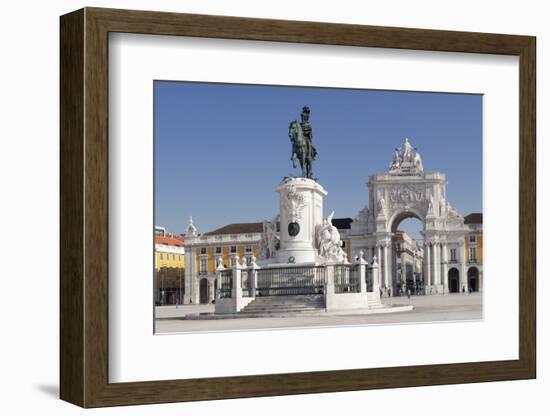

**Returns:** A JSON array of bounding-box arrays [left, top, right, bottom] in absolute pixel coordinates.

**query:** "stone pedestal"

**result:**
[[275, 177, 327, 264]]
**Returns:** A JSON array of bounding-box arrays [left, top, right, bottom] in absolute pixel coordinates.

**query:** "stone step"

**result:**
[[249, 299, 324, 304], [244, 304, 323, 310], [240, 295, 325, 315], [244, 303, 324, 310], [241, 307, 324, 314]]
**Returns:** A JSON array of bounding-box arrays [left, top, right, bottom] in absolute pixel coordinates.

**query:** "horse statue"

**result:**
[[288, 120, 316, 178]]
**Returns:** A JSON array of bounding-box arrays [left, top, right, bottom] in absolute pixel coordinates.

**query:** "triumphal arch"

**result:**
[[349, 138, 470, 294]]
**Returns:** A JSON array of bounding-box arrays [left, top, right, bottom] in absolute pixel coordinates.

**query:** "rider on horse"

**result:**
[[300, 106, 317, 162], [288, 106, 318, 179]]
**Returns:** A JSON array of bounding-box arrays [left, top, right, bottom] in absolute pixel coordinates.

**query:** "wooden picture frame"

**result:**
[[60, 7, 536, 408]]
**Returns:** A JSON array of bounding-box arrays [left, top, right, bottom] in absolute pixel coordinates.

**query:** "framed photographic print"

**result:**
[[60, 7, 536, 408]]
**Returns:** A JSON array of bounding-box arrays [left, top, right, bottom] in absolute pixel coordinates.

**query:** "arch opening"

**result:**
[[390, 213, 425, 294], [467, 267, 479, 292], [448, 267, 460, 293], [199, 278, 209, 304]]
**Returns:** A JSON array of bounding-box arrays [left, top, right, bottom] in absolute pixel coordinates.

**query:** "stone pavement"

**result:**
[[154, 292, 482, 334]]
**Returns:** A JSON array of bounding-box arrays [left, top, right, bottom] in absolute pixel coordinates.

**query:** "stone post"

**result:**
[[231, 255, 242, 301], [250, 255, 258, 299], [357, 250, 367, 293], [324, 264, 335, 309], [215, 264, 224, 300], [208, 278, 215, 303]]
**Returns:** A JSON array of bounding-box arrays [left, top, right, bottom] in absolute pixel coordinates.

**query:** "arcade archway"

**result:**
[[467, 267, 479, 292], [448, 268, 460, 293], [199, 278, 209, 304]]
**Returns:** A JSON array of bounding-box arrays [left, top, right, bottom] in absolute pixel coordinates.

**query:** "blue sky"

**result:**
[[154, 81, 482, 239]]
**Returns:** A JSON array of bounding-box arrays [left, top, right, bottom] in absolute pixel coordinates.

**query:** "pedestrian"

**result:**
[[175, 297, 179, 309], [407, 288, 411, 299], [388, 287, 392, 297]]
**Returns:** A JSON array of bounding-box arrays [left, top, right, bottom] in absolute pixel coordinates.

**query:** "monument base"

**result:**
[[275, 177, 327, 265]]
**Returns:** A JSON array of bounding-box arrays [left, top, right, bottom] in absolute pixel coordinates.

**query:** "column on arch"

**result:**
[[459, 242, 467, 292], [387, 241, 393, 291], [442, 242, 449, 292], [383, 243, 390, 289], [433, 242, 441, 286], [400, 249, 406, 283], [425, 242, 431, 287]]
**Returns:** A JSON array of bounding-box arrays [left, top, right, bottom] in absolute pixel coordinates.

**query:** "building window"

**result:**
[[230, 256, 236, 266], [215, 246, 222, 254], [200, 258, 207, 274], [450, 248, 457, 262], [469, 235, 476, 243], [469, 247, 477, 262], [246, 256, 252, 266], [230, 245, 237, 253], [245, 245, 252, 253], [200, 247, 207, 255]]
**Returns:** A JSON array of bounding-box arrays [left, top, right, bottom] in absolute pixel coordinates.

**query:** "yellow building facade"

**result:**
[[463, 213, 483, 292], [154, 235, 185, 305]]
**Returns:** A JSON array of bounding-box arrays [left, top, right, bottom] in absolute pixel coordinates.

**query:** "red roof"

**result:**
[[155, 235, 185, 246]]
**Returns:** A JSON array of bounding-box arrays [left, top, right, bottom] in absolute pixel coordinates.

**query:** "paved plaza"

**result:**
[[155, 292, 482, 334]]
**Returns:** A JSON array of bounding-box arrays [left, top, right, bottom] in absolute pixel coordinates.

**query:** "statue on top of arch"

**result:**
[[389, 137, 424, 174]]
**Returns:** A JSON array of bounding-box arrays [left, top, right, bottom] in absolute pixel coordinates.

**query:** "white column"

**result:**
[[377, 244, 382, 285], [460, 243, 467, 292], [412, 253, 416, 286], [383, 245, 389, 289], [442, 243, 449, 292], [387, 242, 393, 291], [425, 243, 431, 287], [400, 249, 406, 283], [431, 243, 437, 285], [434, 243, 440, 286]]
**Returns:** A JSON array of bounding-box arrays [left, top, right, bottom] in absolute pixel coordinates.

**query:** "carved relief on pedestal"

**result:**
[[283, 184, 307, 222]]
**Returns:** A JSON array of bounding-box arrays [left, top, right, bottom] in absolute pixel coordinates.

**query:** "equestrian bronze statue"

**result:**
[[288, 106, 318, 178]]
